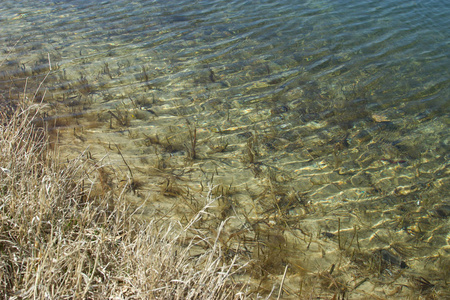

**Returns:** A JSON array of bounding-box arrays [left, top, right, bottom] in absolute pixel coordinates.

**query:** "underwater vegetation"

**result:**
[[1, 30, 448, 297]]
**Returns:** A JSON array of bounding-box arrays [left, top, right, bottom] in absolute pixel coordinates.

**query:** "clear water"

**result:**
[[1, 0, 449, 297]]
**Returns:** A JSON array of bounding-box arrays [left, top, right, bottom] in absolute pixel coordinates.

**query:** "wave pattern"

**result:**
[[1, 0, 449, 297]]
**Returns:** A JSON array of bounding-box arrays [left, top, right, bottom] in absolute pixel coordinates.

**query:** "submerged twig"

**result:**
[[115, 144, 133, 180]]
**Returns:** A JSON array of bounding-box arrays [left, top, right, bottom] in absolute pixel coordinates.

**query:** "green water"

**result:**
[[1, 0, 449, 297]]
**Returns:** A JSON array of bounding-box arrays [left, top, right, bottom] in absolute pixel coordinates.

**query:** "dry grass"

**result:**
[[0, 103, 249, 299]]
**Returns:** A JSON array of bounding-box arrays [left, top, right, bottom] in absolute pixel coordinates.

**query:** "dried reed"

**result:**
[[0, 103, 248, 299]]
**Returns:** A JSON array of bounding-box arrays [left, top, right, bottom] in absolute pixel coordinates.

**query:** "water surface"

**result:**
[[1, 0, 449, 297]]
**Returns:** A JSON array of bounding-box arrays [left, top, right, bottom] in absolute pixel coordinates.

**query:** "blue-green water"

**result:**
[[1, 0, 449, 297]]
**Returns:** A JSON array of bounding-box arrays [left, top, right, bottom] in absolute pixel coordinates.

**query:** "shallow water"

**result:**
[[1, 0, 449, 297]]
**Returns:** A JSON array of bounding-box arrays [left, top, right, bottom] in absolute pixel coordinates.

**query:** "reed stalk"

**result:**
[[0, 102, 248, 299]]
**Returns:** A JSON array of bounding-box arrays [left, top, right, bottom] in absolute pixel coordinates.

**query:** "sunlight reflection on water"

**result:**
[[1, 0, 449, 297]]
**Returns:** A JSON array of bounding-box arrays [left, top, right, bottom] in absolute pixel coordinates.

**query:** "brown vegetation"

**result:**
[[0, 104, 248, 299]]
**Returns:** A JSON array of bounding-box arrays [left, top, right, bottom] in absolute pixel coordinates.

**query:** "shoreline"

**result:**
[[0, 101, 249, 298]]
